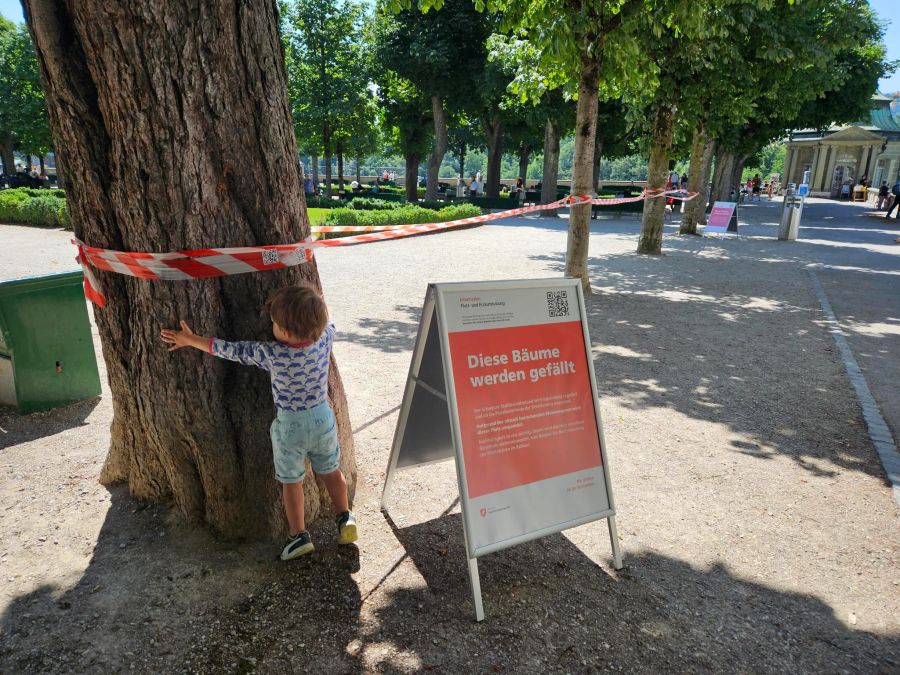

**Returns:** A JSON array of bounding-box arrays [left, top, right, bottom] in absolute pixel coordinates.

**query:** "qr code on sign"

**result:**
[[261, 249, 279, 266], [547, 290, 569, 317]]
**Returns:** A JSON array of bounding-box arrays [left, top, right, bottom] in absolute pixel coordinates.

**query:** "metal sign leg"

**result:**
[[607, 516, 624, 570], [467, 557, 485, 622]]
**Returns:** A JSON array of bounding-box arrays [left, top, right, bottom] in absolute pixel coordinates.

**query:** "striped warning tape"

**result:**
[[75, 190, 696, 306]]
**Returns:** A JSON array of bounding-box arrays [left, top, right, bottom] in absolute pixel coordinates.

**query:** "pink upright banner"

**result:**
[[706, 201, 736, 234]]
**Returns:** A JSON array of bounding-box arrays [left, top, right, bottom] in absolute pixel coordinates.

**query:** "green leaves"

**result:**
[[0, 21, 53, 157]]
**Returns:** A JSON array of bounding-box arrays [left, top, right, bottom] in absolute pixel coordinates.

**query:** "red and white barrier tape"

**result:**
[[75, 189, 696, 306]]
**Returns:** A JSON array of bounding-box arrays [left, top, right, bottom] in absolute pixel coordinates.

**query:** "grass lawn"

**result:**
[[307, 207, 327, 226]]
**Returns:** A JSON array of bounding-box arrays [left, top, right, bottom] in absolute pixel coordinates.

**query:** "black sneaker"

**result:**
[[280, 530, 314, 560], [336, 511, 358, 545]]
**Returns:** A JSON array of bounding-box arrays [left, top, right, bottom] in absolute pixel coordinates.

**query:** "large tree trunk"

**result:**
[[425, 95, 447, 201], [637, 102, 676, 255], [518, 144, 530, 183], [680, 124, 711, 235], [712, 149, 736, 202], [695, 138, 716, 226], [482, 113, 503, 198], [565, 53, 600, 292], [311, 152, 319, 191], [404, 153, 420, 202], [23, 0, 356, 539], [730, 154, 748, 194], [541, 118, 561, 217], [355, 156, 361, 185], [0, 131, 13, 174], [39, 154, 46, 175]]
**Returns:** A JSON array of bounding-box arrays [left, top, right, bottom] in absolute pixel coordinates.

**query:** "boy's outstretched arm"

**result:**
[[160, 320, 213, 353]]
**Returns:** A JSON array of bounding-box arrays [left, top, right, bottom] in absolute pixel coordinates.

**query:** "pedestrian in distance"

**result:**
[[469, 174, 480, 198], [160, 283, 358, 561], [886, 178, 900, 219], [877, 181, 889, 210]]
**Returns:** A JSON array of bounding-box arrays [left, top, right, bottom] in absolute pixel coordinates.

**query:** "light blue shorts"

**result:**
[[270, 402, 341, 484]]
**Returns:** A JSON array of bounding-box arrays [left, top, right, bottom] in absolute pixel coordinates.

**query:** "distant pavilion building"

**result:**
[[783, 94, 900, 198]]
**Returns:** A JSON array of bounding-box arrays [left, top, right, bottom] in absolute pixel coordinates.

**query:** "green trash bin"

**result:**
[[0, 271, 101, 413]]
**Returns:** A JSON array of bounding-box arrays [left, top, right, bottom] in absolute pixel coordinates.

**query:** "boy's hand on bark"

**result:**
[[160, 320, 197, 351]]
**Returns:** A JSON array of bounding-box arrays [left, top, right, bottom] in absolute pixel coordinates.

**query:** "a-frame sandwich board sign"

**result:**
[[381, 278, 623, 622]]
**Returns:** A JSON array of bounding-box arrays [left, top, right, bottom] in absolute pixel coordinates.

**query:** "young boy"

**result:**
[[160, 283, 357, 560]]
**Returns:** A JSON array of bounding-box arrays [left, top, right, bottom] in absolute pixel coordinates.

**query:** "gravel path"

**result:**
[[1, 203, 898, 673]]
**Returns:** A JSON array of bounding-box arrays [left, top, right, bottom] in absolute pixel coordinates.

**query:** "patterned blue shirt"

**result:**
[[210, 321, 334, 411]]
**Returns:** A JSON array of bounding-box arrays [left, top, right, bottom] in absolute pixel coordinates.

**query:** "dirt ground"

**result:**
[[1, 200, 899, 673]]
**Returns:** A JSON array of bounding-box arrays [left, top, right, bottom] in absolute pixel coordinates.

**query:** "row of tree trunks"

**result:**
[[23, 0, 356, 539], [404, 153, 420, 201], [564, 50, 600, 292], [482, 113, 503, 198], [540, 118, 561, 217], [0, 132, 13, 174], [637, 102, 675, 255], [425, 95, 447, 201]]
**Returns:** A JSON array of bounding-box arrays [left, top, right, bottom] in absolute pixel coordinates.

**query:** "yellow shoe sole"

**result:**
[[338, 523, 358, 545]]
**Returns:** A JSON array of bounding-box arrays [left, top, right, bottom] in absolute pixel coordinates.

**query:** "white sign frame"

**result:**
[[381, 278, 623, 621]]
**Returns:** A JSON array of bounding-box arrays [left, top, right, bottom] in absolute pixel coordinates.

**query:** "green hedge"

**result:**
[[0, 188, 70, 227], [323, 203, 481, 230]]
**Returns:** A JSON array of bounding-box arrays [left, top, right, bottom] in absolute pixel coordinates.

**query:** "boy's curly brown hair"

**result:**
[[265, 283, 328, 342]]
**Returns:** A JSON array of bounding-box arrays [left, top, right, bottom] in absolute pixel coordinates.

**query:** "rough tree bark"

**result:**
[[404, 153, 420, 201], [541, 118, 561, 218], [711, 149, 736, 202], [425, 95, 446, 202], [0, 132, 13, 174], [23, 0, 356, 539], [481, 113, 503, 198], [730, 154, 749, 194], [680, 125, 712, 235], [565, 51, 600, 292], [637, 102, 676, 255], [695, 138, 716, 226]]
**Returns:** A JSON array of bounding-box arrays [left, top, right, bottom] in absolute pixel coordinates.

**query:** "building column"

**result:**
[[809, 145, 821, 185], [860, 145, 871, 181], [783, 146, 795, 184], [824, 146, 840, 195], [813, 145, 829, 190]]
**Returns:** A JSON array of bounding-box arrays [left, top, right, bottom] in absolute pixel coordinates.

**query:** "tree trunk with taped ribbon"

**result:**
[[540, 118, 561, 218], [425, 95, 446, 202], [565, 50, 599, 291], [22, 0, 357, 540], [637, 101, 675, 255]]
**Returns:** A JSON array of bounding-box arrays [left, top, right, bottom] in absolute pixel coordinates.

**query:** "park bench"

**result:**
[[468, 196, 520, 211]]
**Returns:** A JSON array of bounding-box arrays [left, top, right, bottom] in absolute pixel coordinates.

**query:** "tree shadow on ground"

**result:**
[[366, 512, 900, 672], [338, 304, 422, 354], [0, 396, 101, 450], [0, 485, 362, 673], [2, 490, 899, 672], [530, 246, 889, 483]]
